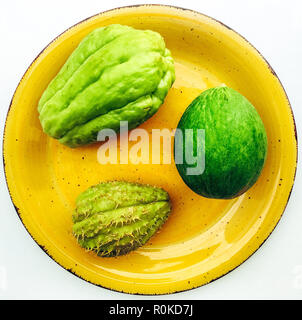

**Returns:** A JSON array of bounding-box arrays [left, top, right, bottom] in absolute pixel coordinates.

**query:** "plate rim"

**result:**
[[2, 4, 298, 295]]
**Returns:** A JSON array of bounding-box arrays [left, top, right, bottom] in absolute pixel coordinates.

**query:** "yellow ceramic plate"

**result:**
[[3, 5, 297, 294]]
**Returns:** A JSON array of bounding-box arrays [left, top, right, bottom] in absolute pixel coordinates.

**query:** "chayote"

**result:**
[[38, 24, 175, 147], [72, 181, 171, 257]]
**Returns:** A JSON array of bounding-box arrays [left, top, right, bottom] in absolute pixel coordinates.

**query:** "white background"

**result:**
[[0, 0, 301, 300]]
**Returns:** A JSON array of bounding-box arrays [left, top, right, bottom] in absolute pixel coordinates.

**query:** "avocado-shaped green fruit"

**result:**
[[175, 87, 268, 199], [38, 24, 175, 147], [72, 181, 171, 257]]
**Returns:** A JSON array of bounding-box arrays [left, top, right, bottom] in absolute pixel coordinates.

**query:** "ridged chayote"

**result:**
[[72, 181, 171, 257], [38, 24, 175, 147]]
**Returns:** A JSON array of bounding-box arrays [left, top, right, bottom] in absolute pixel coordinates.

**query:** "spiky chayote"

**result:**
[[72, 181, 171, 257]]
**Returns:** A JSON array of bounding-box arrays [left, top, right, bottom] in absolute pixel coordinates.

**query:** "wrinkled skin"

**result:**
[[38, 24, 175, 147], [72, 181, 171, 257]]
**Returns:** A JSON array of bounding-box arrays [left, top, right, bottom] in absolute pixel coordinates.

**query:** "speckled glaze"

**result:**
[[3, 5, 297, 294]]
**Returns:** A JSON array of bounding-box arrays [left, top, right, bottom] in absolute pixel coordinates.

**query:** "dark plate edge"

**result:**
[[2, 4, 298, 296]]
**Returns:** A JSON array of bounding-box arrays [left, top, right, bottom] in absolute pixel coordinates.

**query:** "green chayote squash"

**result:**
[[72, 181, 171, 257], [38, 24, 175, 147]]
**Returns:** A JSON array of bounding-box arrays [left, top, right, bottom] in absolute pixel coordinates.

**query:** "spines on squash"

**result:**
[[72, 181, 171, 257]]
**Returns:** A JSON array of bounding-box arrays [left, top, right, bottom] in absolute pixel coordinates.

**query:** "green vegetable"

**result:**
[[175, 87, 267, 199], [72, 181, 171, 257], [38, 24, 175, 147]]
